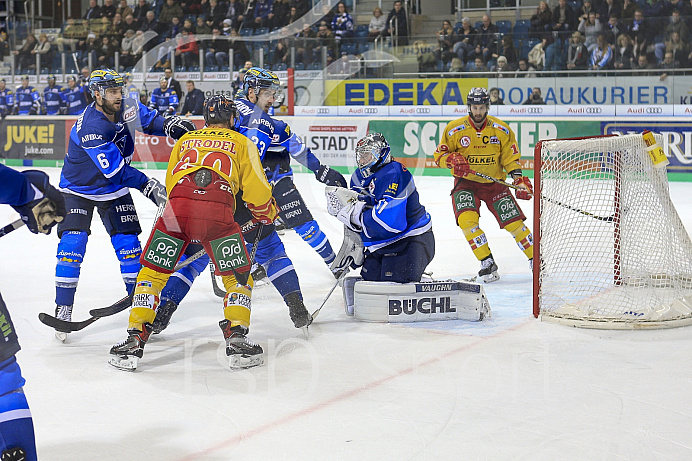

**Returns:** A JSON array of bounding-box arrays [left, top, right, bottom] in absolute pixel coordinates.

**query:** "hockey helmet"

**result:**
[[467, 87, 490, 107], [356, 132, 391, 177], [88, 68, 124, 96], [203, 94, 239, 127], [242, 67, 280, 95], [47, 74, 56, 82]]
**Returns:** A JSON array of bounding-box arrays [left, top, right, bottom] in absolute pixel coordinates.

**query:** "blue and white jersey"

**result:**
[[235, 97, 320, 182], [43, 84, 64, 115], [61, 86, 88, 115], [125, 83, 140, 102], [59, 98, 166, 201], [0, 88, 13, 116], [0, 164, 38, 207], [14, 85, 40, 115], [148, 88, 178, 115], [350, 161, 432, 252]]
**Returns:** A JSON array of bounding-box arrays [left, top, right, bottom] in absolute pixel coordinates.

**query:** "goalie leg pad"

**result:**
[[342, 275, 363, 316], [331, 226, 365, 279], [353, 280, 491, 322]]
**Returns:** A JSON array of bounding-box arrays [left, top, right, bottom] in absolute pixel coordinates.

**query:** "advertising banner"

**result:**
[[289, 117, 369, 168], [1, 118, 66, 160]]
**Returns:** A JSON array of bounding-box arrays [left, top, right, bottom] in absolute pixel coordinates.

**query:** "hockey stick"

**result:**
[[469, 170, 615, 223], [38, 248, 208, 332], [310, 275, 343, 321], [209, 260, 226, 297], [0, 219, 24, 238]]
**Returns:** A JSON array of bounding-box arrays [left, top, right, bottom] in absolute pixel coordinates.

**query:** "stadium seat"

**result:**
[[239, 28, 253, 37], [513, 19, 530, 39], [274, 62, 287, 71], [254, 27, 269, 36], [308, 62, 322, 70], [475, 21, 483, 30], [341, 42, 357, 55], [204, 64, 219, 72], [496, 20, 512, 34], [294, 62, 305, 70], [175, 65, 186, 72], [188, 65, 200, 72]]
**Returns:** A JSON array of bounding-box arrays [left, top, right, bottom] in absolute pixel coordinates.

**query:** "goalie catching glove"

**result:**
[[330, 226, 365, 279], [512, 174, 533, 200], [325, 186, 366, 232], [12, 170, 67, 234], [163, 116, 196, 140]]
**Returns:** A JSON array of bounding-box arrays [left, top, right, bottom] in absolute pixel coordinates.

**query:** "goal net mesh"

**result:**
[[535, 133, 692, 329]]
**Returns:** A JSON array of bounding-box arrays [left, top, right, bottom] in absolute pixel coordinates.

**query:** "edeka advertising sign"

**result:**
[[324, 78, 487, 106], [369, 119, 602, 174], [604, 122, 692, 172], [2, 119, 66, 160]]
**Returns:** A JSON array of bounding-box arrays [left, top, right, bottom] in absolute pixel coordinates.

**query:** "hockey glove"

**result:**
[[447, 152, 470, 178], [163, 116, 196, 140], [12, 170, 66, 234], [315, 164, 347, 187], [325, 186, 360, 216], [247, 197, 279, 225], [140, 177, 168, 206], [513, 176, 533, 200]]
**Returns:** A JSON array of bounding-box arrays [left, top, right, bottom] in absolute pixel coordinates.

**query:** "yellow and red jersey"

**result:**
[[166, 127, 274, 216], [435, 114, 521, 183]]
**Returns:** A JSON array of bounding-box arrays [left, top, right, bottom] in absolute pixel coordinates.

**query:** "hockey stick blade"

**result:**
[[38, 312, 98, 332], [0, 219, 25, 238], [209, 261, 226, 298], [89, 294, 133, 317]]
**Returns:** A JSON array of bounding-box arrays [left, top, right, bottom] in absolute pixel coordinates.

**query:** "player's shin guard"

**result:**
[[294, 220, 336, 266], [461, 225, 491, 261], [505, 220, 534, 260], [55, 230, 88, 306], [111, 233, 142, 294], [127, 267, 168, 330], [220, 282, 252, 329]]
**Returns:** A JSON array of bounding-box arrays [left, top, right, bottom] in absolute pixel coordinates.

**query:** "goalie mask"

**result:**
[[356, 133, 391, 177]]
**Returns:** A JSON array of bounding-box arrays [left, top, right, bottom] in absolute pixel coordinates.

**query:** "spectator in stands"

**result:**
[[603, 15, 623, 45], [113, 13, 128, 38], [530, 1, 552, 39], [167, 17, 182, 39], [140, 10, 160, 35], [448, 57, 464, 74], [180, 80, 204, 115], [204, 0, 228, 29], [552, 0, 577, 38], [453, 17, 476, 64], [295, 23, 316, 64], [589, 34, 613, 71], [544, 35, 565, 71], [228, 29, 251, 66], [272, 36, 290, 66], [663, 0, 686, 16], [120, 29, 139, 69], [32, 33, 53, 71], [627, 9, 653, 58], [492, 35, 517, 70], [287, 6, 300, 24], [473, 14, 496, 63], [578, 0, 595, 22], [183, 18, 196, 34], [205, 28, 229, 69], [523, 87, 546, 105], [13, 33, 37, 73], [622, 0, 638, 21], [528, 37, 546, 71], [433, 20, 456, 66], [231, 60, 253, 94], [316, 21, 338, 64], [163, 67, 183, 100], [656, 10, 689, 61], [81, 33, 99, 67], [598, 0, 622, 21], [515, 58, 533, 77], [196, 16, 212, 35], [331, 2, 354, 43], [579, 11, 602, 51], [117, 0, 134, 19], [293, 0, 310, 16], [489, 87, 504, 105], [633, 53, 656, 75], [133, 0, 152, 23], [226, 0, 246, 29], [490, 55, 512, 77], [102, 0, 117, 19], [160, 0, 185, 26], [84, 0, 102, 20], [659, 50, 680, 79], [272, 0, 291, 28], [665, 30, 690, 64], [122, 14, 140, 35], [384, 0, 408, 45], [368, 7, 386, 41], [131, 30, 147, 64], [613, 33, 635, 70], [221, 18, 233, 35], [470, 57, 488, 74], [251, 0, 275, 30], [96, 35, 118, 68], [566, 31, 589, 72], [0, 31, 9, 60]]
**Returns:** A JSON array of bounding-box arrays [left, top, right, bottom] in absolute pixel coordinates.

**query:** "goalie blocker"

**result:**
[[343, 276, 491, 322]]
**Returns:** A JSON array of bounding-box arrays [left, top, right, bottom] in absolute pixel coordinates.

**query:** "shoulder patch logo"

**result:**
[[492, 123, 509, 135], [448, 125, 464, 137], [122, 104, 137, 122]]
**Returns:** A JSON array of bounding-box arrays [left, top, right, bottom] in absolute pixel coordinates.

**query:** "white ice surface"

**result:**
[[2, 169, 692, 460]]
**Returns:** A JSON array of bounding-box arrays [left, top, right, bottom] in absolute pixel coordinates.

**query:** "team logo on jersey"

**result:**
[[460, 136, 471, 147], [368, 180, 376, 194], [448, 126, 464, 137], [489, 136, 500, 144], [122, 103, 137, 122]]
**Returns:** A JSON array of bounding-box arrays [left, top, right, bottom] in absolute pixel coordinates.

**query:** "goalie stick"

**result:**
[[0, 219, 24, 238], [470, 169, 615, 223], [310, 275, 343, 321], [38, 248, 208, 332]]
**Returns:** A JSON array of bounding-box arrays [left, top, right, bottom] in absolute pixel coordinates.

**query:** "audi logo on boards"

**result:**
[[317, 108, 330, 114], [527, 107, 543, 114], [364, 108, 378, 114], [585, 107, 601, 114], [646, 107, 663, 114], [415, 107, 431, 114]]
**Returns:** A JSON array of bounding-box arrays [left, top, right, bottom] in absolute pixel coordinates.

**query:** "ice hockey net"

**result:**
[[533, 133, 692, 329]]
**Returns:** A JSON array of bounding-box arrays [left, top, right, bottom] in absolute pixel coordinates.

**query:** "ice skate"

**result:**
[[478, 256, 500, 283], [285, 292, 312, 330], [54, 304, 73, 342], [151, 299, 178, 334], [108, 324, 152, 371], [219, 320, 264, 369]]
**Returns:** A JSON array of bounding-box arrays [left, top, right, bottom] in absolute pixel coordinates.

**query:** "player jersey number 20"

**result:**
[[171, 147, 235, 178]]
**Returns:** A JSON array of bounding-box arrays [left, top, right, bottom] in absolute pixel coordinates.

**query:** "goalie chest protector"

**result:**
[[353, 280, 491, 322]]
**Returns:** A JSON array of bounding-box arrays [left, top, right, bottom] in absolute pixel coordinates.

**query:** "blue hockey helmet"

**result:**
[[47, 74, 56, 82], [242, 67, 280, 95], [356, 132, 391, 177], [203, 94, 239, 127], [88, 68, 124, 96], [467, 87, 490, 107]]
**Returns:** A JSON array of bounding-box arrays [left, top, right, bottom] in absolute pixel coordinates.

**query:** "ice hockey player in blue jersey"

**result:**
[[0, 78, 13, 118], [42, 74, 64, 115], [0, 164, 66, 461], [53, 69, 195, 341], [60, 76, 88, 115], [326, 133, 435, 283], [13, 75, 40, 115], [235, 68, 347, 278], [148, 75, 179, 116], [122, 72, 140, 102]]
